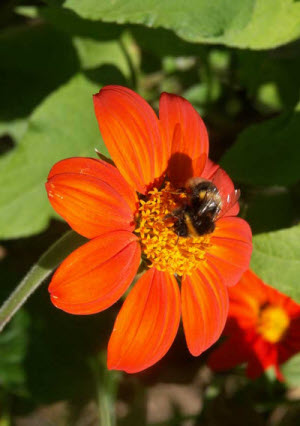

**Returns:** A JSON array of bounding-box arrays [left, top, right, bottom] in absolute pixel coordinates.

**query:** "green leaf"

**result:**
[[221, 111, 300, 186], [281, 353, 300, 387], [63, 0, 300, 49], [0, 119, 28, 143], [0, 74, 108, 239], [251, 224, 300, 303], [73, 36, 130, 73], [0, 9, 133, 239]]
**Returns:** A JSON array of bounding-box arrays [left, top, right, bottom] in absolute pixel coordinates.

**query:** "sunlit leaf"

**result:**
[[281, 353, 300, 387], [63, 0, 300, 49], [251, 224, 300, 303], [0, 74, 108, 239]]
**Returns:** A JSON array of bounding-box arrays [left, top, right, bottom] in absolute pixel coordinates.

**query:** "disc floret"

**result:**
[[257, 305, 290, 343], [135, 183, 211, 276]]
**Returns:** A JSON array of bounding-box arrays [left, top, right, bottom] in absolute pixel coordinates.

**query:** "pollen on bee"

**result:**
[[135, 182, 211, 276]]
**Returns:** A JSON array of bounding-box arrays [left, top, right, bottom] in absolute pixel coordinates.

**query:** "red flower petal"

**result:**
[[107, 269, 180, 373], [208, 335, 249, 372], [159, 92, 209, 187], [48, 157, 138, 213], [181, 266, 229, 356], [206, 217, 252, 287], [209, 269, 300, 380], [93, 86, 167, 194], [49, 231, 141, 314], [278, 319, 300, 364], [46, 163, 136, 238], [246, 339, 278, 379], [202, 159, 239, 217]]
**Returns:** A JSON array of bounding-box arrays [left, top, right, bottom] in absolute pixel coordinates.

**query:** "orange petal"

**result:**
[[107, 269, 180, 373], [46, 165, 136, 239], [93, 86, 166, 194], [49, 231, 141, 314], [206, 217, 252, 287], [201, 158, 219, 178], [202, 159, 239, 217], [48, 157, 138, 213], [182, 266, 229, 356], [159, 92, 209, 187]]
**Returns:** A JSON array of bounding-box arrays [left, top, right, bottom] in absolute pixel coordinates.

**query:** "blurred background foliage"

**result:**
[[0, 0, 300, 424]]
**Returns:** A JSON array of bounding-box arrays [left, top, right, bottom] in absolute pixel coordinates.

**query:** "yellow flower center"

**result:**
[[135, 182, 211, 276], [257, 305, 290, 343]]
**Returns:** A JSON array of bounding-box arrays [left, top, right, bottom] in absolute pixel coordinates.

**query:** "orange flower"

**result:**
[[208, 269, 300, 380], [45, 86, 252, 373]]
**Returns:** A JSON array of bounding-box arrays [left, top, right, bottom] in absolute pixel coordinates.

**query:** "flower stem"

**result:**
[[91, 353, 121, 426], [0, 230, 86, 332]]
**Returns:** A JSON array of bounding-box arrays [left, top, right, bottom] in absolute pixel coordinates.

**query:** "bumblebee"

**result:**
[[168, 177, 240, 238]]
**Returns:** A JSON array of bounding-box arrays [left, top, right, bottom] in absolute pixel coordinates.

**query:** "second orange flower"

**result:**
[[45, 86, 252, 373]]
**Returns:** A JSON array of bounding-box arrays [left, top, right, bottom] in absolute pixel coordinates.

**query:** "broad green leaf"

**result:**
[[0, 11, 134, 239], [251, 224, 300, 303], [221, 111, 300, 186], [0, 119, 28, 143], [63, 0, 300, 49], [281, 353, 300, 387], [73, 37, 130, 73], [0, 74, 108, 239]]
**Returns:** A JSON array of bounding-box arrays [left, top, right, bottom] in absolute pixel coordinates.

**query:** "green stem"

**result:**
[[0, 230, 86, 332], [119, 35, 137, 90], [0, 390, 11, 426], [91, 353, 121, 426]]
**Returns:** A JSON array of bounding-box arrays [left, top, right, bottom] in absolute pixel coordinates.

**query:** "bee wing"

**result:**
[[210, 168, 240, 218], [217, 189, 240, 219]]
